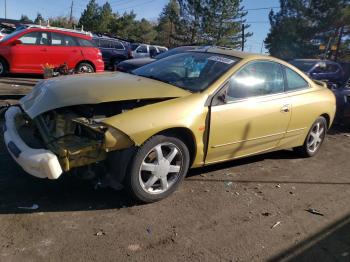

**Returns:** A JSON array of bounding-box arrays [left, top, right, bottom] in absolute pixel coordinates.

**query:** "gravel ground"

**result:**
[[0, 117, 350, 262]]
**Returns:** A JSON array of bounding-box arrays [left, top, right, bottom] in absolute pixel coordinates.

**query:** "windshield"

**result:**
[[0, 28, 25, 42], [290, 60, 317, 72], [133, 52, 239, 92], [131, 43, 139, 51]]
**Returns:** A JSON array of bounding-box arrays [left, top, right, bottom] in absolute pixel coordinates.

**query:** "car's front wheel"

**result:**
[[76, 62, 95, 73], [294, 116, 328, 157], [126, 135, 190, 203], [0, 58, 8, 76]]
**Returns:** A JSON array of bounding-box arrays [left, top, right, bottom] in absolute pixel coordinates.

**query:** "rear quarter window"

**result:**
[[285, 67, 309, 91], [78, 38, 96, 47]]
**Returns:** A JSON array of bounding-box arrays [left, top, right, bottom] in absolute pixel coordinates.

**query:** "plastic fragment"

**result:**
[[18, 204, 39, 210]]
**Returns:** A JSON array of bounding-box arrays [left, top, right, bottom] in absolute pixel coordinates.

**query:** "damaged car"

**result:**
[[3, 47, 336, 203]]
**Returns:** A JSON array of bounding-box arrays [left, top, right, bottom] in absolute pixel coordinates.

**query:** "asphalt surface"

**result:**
[[1, 76, 350, 261]]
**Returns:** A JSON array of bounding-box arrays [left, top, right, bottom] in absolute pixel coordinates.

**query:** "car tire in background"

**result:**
[[0, 58, 8, 76], [126, 135, 190, 203], [76, 62, 95, 73], [293, 116, 328, 157]]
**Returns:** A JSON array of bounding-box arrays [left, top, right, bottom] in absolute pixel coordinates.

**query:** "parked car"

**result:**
[[130, 43, 168, 59], [0, 25, 104, 76], [3, 47, 335, 203], [332, 79, 350, 126], [290, 59, 347, 85], [93, 35, 131, 69], [116, 46, 197, 73]]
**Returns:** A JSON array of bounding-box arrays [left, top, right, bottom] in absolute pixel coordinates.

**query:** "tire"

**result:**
[[76, 62, 95, 73], [126, 135, 190, 203], [293, 116, 328, 157], [0, 58, 8, 76]]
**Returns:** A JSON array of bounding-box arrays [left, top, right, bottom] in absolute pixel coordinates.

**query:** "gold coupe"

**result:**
[[3, 47, 336, 202]]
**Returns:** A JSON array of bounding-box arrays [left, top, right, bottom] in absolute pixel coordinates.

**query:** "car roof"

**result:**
[[192, 46, 269, 60]]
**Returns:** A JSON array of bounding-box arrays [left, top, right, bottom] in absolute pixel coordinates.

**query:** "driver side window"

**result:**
[[226, 61, 285, 101]]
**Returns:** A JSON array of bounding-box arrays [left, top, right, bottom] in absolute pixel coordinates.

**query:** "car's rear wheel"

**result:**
[[126, 135, 190, 203], [0, 58, 8, 76], [294, 116, 327, 157], [76, 62, 95, 73]]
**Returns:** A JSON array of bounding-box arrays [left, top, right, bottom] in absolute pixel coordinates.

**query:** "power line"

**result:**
[[243, 6, 279, 11], [116, 0, 159, 12]]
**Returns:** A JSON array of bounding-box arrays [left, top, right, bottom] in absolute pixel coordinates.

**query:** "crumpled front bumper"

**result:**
[[3, 106, 63, 179]]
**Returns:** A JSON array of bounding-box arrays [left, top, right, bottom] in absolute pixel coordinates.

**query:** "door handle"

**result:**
[[281, 104, 290, 113]]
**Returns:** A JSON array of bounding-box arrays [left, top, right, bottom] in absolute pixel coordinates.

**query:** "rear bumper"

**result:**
[[95, 59, 105, 73], [3, 106, 63, 179]]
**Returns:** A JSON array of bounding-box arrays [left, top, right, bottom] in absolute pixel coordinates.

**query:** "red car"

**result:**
[[0, 26, 104, 76]]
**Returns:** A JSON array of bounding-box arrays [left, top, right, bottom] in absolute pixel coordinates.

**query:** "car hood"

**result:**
[[20, 72, 190, 118], [123, 58, 156, 66]]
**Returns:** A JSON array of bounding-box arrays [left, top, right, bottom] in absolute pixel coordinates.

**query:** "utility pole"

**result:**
[[241, 24, 245, 51], [334, 26, 344, 62], [4, 0, 7, 19], [69, 0, 74, 23]]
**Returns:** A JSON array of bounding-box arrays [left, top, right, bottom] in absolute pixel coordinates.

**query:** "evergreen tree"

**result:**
[[203, 0, 252, 48], [34, 13, 44, 25], [79, 0, 101, 31], [98, 2, 114, 33], [156, 0, 181, 47], [265, 0, 349, 60], [20, 14, 32, 23]]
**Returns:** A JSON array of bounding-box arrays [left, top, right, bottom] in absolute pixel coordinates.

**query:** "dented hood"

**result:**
[[20, 72, 190, 118]]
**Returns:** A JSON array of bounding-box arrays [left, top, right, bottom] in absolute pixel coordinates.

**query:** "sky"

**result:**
[[1, 0, 280, 53]]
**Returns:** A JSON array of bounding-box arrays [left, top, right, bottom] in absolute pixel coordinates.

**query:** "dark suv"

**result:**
[[290, 59, 347, 85], [93, 35, 131, 69]]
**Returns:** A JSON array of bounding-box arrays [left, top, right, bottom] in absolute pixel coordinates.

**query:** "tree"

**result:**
[[20, 14, 32, 23], [34, 13, 44, 25], [97, 2, 114, 33], [265, 0, 349, 60], [178, 0, 204, 44], [79, 0, 101, 31], [156, 0, 181, 47], [203, 0, 252, 48], [132, 19, 157, 43]]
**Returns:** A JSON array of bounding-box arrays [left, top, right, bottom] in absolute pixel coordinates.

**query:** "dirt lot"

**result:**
[[1, 77, 350, 262]]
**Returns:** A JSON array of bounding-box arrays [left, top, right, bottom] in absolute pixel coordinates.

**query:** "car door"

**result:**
[[46, 32, 82, 69], [279, 66, 315, 147], [134, 45, 149, 58], [206, 60, 292, 164], [10, 31, 49, 73]]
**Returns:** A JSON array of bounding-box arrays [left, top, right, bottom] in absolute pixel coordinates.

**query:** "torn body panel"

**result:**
[[20, 72, 190, 119]]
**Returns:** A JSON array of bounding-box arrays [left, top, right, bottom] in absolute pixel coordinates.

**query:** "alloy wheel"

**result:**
[[139, 142, 183, 195], [307, 121, 325, 153]]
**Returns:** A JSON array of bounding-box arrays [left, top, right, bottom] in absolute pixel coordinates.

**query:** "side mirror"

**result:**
[[12, 39, 22, 46]]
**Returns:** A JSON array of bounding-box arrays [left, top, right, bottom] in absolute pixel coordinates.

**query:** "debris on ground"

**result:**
[[18, 204, 39, 210], [234, 192, 240, 196], [146, 227, 151, 235], [271, 221, 281, 229], [204, 189, 210, 192], [275, 184, 281, 188], [262, 212, 271, 217], [225, 181, 233, 187], [95, 230, 105, 236], [127, 244, 141, 252], [305, 208, 324, 216]]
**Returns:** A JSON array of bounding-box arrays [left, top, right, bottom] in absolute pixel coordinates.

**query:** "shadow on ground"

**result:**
[[268, 213, 350, 262], [0, 124, 348, 215]]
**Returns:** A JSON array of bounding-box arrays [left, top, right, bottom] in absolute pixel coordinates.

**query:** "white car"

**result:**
[[130, 43, 168, 59]]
